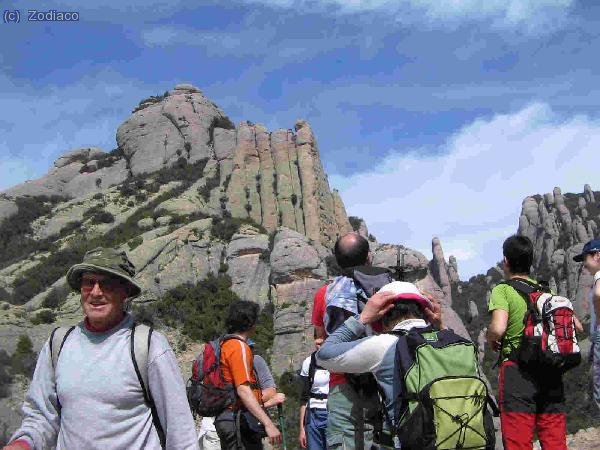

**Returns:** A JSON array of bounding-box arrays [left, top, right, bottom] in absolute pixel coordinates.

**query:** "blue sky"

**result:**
[[1, 0, 600, 279]]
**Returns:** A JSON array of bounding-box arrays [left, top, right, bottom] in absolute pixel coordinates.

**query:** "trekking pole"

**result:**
[[277, 403, 287, 450]]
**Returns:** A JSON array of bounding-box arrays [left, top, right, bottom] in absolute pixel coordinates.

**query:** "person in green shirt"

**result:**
[[487, 235, 567, 450]]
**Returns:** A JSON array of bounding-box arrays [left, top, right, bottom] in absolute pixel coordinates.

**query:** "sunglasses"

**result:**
[[80, 277, 126, 292]]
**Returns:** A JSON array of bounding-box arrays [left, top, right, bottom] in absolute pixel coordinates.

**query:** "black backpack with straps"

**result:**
[[50, 322, 166, 449], [301, 351, 328, 403]]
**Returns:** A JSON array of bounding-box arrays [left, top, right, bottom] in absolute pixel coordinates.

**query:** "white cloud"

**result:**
[[242, 0, 573, 31], [331, 102, 600, 279], [140, 26, 278, 57]]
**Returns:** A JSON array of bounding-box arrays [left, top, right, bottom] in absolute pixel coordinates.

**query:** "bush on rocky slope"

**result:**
[[210, 213, 267, 242], [7, 159, 212, 305], [10, 335, 36, 379], [0, 196, 66, 270], [134, 274, 240, 342]]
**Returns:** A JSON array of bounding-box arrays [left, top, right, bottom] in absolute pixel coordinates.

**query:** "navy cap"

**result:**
[[573, 239, 600, 262]]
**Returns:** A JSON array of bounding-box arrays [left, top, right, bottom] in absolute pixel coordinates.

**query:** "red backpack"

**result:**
[[501, 278, 581, 373], [187, 335, 245, 417]]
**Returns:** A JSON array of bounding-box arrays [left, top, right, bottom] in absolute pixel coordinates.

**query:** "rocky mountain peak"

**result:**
[[517, 184, 600, 317], [0, 85, 468, 434]]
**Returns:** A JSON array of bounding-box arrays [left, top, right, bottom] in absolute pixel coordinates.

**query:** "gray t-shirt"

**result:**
[[253, 355, 276, 390]]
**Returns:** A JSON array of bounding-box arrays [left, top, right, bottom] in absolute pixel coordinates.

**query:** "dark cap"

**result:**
[[573, 239, 600, 262]]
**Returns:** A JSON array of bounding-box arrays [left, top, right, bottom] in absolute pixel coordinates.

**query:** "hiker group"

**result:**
[[3, 232, 595, 450]]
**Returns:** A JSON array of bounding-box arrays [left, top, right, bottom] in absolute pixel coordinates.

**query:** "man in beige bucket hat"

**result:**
[[4, 247, 199, 450]]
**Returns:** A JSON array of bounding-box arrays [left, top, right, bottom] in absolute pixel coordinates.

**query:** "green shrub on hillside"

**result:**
[[133, 92, 170, 113], [9, 159, 211, 304], [90, 210, 115, 224], [127, 236, 143, 250], [10, 334, 36, 378], [154, 158, 208, 186], [94, 147, 125, 170], [198, 165, 221, 202], [139, 274, 240, 342], [276, 370, 303, 448], [12, 244, 86, 304], [0, 286, 9, 301], [0, 349, 13, 399], [41, 285, 70, 309], [0, 196, 65, 270], [30, 309, 56, 325], [119, 182, 137, 197], [348, 216, 362, 232], [210, 214, 267, 242]]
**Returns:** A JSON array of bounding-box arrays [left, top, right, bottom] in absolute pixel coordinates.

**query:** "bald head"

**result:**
[[334, 232, 370, 268]]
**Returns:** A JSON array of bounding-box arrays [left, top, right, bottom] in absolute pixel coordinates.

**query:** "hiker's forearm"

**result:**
[[263, 392, 285, 408], [236, 384, 275, 427], [262, 387, 277, 403], [299, 404, 306, 430], [317, 317, 388, 373]]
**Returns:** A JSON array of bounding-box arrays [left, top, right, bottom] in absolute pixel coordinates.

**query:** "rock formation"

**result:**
[[2, 147, 129, 204], [0, 83, 492, 435], [429, 237, 453, 305], [517, 186, 600, 317]]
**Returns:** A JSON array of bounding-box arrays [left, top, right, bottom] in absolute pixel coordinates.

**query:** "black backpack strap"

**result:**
[[49, 326, 76, 412], [303, 351, 329, 401], [392, 331, 414, 429], [500, 278, 540, 295], [345, 265, 394, 299], [131, 322, 166, 449], [500, 278, 545, 322], [308, 351, 317, 388], [50, 326, 76, 370]]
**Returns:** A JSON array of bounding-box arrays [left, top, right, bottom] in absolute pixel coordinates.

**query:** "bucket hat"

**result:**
[[66, 247, 142, 297]]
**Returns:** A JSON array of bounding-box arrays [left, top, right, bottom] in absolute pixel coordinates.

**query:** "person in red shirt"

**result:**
[[312, 232, 379, 450], [311, 285, 347, 390]]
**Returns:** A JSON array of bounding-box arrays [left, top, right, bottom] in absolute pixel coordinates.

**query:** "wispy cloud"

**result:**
[[331, 102, 600, 279], [241, 0, 574, 32], [140, 26, 278, 57]]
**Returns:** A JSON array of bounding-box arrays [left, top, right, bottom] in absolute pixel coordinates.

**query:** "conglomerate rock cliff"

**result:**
[[517, 185, 600, 318], [0, 84, 466, 436]]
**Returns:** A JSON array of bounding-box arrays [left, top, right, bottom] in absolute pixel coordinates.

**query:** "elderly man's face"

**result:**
[[80, 272, 130, 329]]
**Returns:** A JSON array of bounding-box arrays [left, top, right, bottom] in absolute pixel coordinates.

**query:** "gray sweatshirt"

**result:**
[[10, 314, 199, 450]]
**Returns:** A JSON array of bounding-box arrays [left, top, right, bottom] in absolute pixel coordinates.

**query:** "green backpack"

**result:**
[[392, 327, 497, 450]]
